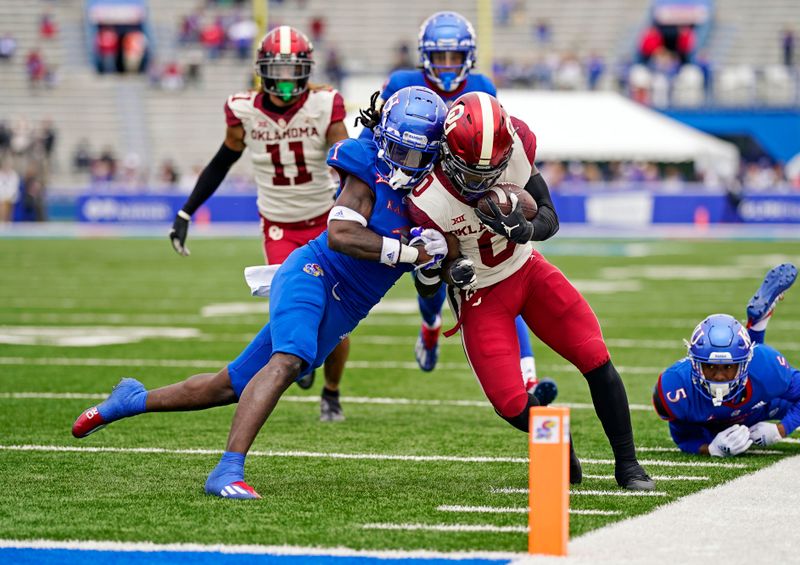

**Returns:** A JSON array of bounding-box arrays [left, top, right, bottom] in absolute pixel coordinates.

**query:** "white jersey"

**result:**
[[225, 88, 345, 223], [408, 116, 538, 289]]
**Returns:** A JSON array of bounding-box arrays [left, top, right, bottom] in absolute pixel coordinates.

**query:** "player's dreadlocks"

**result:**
[[354, 90, 382, 131]]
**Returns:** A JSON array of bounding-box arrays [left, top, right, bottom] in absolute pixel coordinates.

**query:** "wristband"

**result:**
[[380, 237, 420, 265], [177, 210, 192, 221]]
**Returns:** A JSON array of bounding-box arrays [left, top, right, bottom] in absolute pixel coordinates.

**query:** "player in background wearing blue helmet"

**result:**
[[358, 11, 550, 405], [653, 263, 800, 456], [71, 87, 450, 499]]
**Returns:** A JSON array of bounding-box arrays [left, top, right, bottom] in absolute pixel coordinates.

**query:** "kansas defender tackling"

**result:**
[[358, 11, 546, 402], [408, 92, 654, 490], [168, 26, 350, 419], [654, 263, 800, 456], [73, 87, 450, 500]]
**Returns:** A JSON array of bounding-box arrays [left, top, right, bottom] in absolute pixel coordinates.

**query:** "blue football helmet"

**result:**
[[374, 86, 448, 190], [686, 314, 754, 406], [418, 11, 477, 92]]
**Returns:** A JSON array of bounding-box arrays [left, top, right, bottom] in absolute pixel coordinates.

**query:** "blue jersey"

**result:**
[[654, 344, 800, 453], [358, 70, 496, 140], [306, 137, 413, 318]]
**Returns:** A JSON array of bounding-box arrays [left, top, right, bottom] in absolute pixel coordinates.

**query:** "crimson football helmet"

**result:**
[[441, 92, 515, 200], [255, 26, 314, 101]]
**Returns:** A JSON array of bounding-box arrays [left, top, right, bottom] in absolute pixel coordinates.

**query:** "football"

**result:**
[[476, 182, 538, 221]]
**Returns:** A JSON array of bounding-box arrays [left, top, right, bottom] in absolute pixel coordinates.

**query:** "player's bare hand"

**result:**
[[169, 211, 191, 257], [448, 257, 477, 291]]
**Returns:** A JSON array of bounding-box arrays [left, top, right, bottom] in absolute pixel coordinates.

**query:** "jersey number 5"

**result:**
[[265, 141, 312, 186]]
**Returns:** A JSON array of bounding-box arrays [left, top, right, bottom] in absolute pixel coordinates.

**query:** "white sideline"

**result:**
[[510, 455, 800, 565], [437, 506, 621, 517], [0, 539, 523, 561], [0, 391, 653, 412], [0, 444, 749, 468]]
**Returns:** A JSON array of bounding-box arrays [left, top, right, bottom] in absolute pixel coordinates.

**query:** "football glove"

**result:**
[[409, 227, 447, 270], [708, 424, 753, 457], [474, 193, 534, 245], [748, 421, 783, 446], [448, 257, 477, 291], [169, 210, 191, 256]]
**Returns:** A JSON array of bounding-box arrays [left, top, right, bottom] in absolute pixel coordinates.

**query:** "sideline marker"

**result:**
[[528, 406, 570, 556]]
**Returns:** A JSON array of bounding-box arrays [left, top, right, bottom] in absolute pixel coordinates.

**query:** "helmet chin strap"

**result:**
[[388, 168, 413, 190]]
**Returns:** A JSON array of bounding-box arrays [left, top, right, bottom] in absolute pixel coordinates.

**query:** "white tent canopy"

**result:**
[[497, 90, 740, 180]]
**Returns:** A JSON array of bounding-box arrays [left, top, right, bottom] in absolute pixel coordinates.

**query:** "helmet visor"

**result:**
[[384, 139, 436, 173], [256, 60, 313, 81]]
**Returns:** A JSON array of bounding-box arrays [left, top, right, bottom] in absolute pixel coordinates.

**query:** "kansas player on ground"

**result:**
[[359, 11, 545, 401], [72, 87, 450, 499], [653, 263, 800, 456], [408, 92, 654, 490], [168, 26, 350, 419]]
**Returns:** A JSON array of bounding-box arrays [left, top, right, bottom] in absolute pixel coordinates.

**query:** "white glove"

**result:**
[[708, 424, 753, 457], [409, 227, 447, 270], [748, 421, 783, 446]]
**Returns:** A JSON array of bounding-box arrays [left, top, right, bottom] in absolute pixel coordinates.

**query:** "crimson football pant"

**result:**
[[260, 210, 329, 264]]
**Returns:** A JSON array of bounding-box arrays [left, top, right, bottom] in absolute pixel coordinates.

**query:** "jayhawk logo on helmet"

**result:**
[[255, 26, 314, 102], [441, 92, 515, 200]]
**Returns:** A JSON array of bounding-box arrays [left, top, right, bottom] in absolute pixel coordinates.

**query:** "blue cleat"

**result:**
[[205, 457, 261, 500], [746, 263, 797, 327], [72, 377, 147, 438], [532, 378, 559, 406], [414, 319, 441, 372]]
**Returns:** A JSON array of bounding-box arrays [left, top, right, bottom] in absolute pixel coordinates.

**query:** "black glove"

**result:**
[[169, 210, 191, 256], [474, 193, 534, 244], [448, 257, 477, 291]]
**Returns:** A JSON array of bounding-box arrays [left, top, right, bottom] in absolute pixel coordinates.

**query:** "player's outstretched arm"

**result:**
[[327, 175, 432, 266], [169, 125, 245, 256]]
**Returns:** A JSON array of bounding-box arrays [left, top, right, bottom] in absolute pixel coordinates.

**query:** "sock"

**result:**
[[499, 392, 540, 432], [515, 316, 533, 358], [205, 451, 247, 494], [583, 360, 637, 464], [418, 286, 446, 326], [420, 314, 442, 349], [322, 386, 339, 398], [520, 356, 537, 384]]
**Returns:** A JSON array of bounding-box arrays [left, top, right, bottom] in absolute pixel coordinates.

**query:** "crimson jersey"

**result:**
[[408, 116, 538, 288], [225, 88, 346, 223]]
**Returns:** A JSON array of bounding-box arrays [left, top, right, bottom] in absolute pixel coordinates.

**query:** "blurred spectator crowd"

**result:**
[[0, 118, 56, 222]]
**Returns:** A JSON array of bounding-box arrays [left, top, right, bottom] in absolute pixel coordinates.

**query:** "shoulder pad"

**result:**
[[654, 363, 693, 420]]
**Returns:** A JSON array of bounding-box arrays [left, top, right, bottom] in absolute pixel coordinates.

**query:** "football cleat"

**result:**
[[530, 378, 558, 407], [746, 262, 797, 327], [615, 461, 655, 491], [72, 377, 146, 438], [415, 318, 441, 372], [296, 369, 315, 390], [320, 392, 345, 422], [210, 481, 262, 500]]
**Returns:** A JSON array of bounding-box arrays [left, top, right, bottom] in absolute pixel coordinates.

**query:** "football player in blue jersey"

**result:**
[[358, 11, 551, 403], [71, 86, 451, 499], [653, 263, 800, 457]]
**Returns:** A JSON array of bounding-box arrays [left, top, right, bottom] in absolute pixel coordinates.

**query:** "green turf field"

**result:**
[[0, 237, 798, 552]]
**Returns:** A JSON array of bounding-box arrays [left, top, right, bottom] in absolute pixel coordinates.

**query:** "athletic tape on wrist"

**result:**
[[328, 206, 368, 227], [380, 237, 402, 265]]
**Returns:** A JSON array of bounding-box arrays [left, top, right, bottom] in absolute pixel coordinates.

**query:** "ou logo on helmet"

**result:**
[[444, 104, 465, 135]]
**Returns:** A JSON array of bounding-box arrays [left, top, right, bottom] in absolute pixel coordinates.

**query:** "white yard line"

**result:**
[[0, 444, 750, 469], [437, 505, 621, 516], [638, 446, 783, 456], [0, 539, 523, 561], [0, 390, 652, 412], [362, 523, 528, 534], [485, 488, 666, 498]]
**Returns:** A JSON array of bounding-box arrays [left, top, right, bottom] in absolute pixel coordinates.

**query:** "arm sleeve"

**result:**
[[413, 267, 443, 297], [181, 143, 243, 215], [779, 367, 800, 435], [524, 173, 559, 241], [669, 420, 716, 454]]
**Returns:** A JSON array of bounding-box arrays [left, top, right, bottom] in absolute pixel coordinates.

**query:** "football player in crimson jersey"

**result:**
[[654, 263, 800, 457], [407, 92, 654, 490], [72, 87, 450, 499], [357, 11, 546, 400], [168, 26, 351, 418]]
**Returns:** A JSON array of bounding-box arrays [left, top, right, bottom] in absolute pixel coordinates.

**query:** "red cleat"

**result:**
[[71, 405, 108, 438]]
